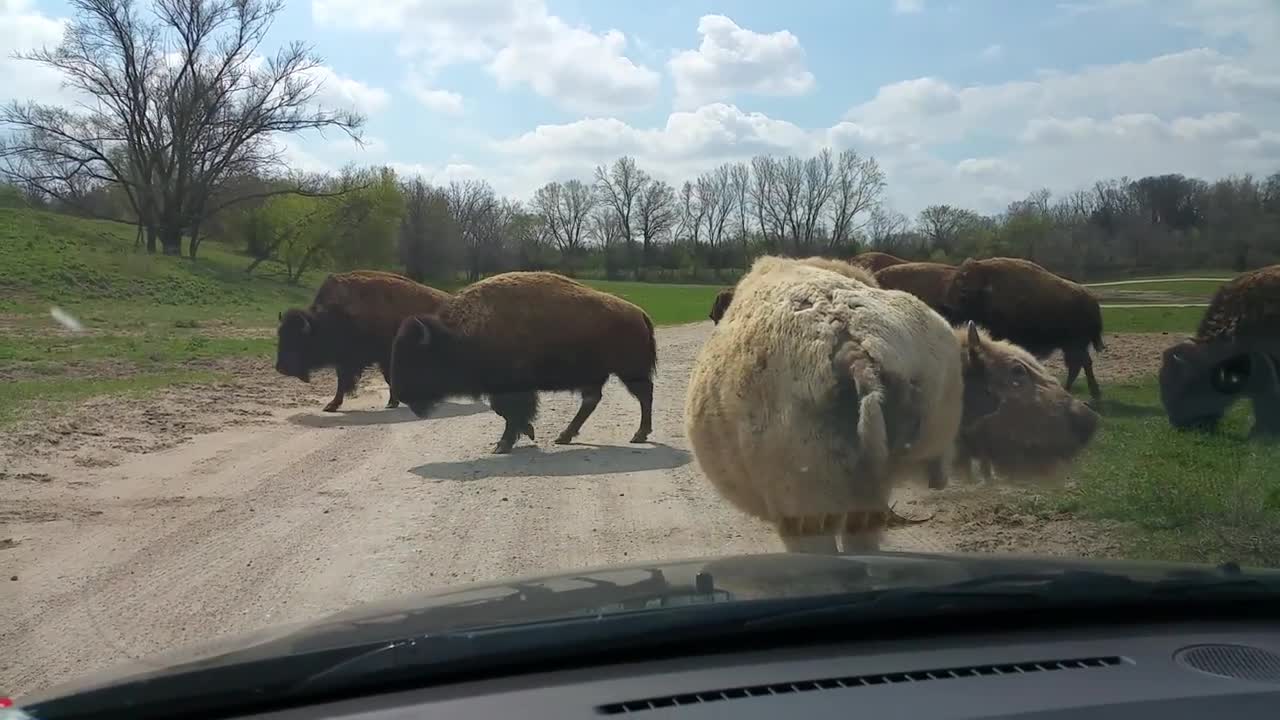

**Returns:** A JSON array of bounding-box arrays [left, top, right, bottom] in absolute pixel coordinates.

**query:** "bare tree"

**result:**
[[446, 179, 499, 281], [594, 156, 648, 277], [797, 149, 835, 254], [728, 161, 751, 266], [750, 155, 785, 252], [532, 179, 595, 271], [673, 180, 706, 259], [696, 165, 733, 271], [636, 179, 676, 268], [827, 149, 885, 251], [777, 155, 805, 253], [0, 0, 364, 256], [867, 206, 910, 253]]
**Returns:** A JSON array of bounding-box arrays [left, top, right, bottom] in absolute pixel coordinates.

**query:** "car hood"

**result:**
[[18, 549, 1278, 704]]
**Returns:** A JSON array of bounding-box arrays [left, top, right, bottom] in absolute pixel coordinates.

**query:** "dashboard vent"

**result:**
[[596, 656, 1126, 715]]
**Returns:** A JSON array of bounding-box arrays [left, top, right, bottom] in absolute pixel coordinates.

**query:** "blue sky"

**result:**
[[3, 0, 1278, 216]]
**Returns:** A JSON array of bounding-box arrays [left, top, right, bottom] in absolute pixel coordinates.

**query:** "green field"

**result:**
[[1054, 380, 1280, 566], [1103, 306, 1204, 334]]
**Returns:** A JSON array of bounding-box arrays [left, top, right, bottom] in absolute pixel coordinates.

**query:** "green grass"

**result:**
[[579, 279, 722, 326], [1093, 280, 1225, 297], [1103, 306, 1203, 334], [0, 371, 224, 427], [1048, 380, 1280, 566]]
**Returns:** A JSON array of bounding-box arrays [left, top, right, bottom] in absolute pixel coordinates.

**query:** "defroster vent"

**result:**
[[597, 656, 1128, 715]]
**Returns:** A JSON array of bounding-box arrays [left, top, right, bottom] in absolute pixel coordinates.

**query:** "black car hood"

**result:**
[[19, 550, 1277, 704]]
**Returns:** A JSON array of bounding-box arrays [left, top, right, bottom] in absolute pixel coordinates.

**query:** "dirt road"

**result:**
[[1, 322, 1126, 698]]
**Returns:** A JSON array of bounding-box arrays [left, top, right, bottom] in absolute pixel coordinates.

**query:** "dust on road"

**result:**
[[1, 322, 1126, 698]]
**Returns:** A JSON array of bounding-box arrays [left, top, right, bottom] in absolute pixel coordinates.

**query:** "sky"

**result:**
[[2, 0, 1278, 217]]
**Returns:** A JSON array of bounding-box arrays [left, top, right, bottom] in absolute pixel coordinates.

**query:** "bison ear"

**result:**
[[966, 321, 983, 364]]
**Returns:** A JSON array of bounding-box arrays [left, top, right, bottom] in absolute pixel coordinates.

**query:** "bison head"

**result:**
[[709, 288, 735, 324], [275, 308, 329, 383], [956, 321, 1100, 483], [1158, 338, 1277, 432], [390, 314, 454, 418]]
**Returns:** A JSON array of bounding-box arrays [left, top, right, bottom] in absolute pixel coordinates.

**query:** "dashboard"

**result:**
[[237, 621, 1280, 719]]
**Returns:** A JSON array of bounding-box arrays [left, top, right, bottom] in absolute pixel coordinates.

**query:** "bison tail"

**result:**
[[642, 312, 657, 377], [1092, 331, 1106, 353], [857, 389, 890, 479]]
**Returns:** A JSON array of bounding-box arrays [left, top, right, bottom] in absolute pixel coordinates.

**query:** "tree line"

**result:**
[[2, 0, 1278, 283]]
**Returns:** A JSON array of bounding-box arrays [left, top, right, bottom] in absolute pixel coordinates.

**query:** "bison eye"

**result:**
[[1211, 354, 1250, 394]]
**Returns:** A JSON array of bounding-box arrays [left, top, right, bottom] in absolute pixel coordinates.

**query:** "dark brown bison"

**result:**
[[709, 287, 734, 324], [390, 271, 657, 454], [947, 257, 1105, 403], [276, 270, 450, 412], [953, 322, 1101, 485], [848, 251, 909, 273], [1159, 265, 1280, 436], [874, 261, 960, 323]]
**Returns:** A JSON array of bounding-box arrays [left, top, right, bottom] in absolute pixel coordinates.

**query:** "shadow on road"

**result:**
[[288, 401, 489, 428], [409, 442, 692, 480]]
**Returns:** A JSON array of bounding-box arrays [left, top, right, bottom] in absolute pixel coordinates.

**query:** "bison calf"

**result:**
[[686, 255, 962, 554], [276, 270, 450, 413], [390, 271, 657, 454], [1159, 265, 1280, 437]]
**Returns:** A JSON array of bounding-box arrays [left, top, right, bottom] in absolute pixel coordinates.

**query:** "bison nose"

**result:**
[[1071, 403, 1101, 443]]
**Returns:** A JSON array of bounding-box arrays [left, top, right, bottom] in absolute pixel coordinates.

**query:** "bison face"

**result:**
[[958, 321, 1100, 483], [275, 309, 328, 382], [1158, 339, 1261, 432], [390, 315, 452, 418]]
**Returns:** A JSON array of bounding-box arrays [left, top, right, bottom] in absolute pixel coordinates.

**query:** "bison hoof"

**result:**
[[927, 477, 948, 490], [493, 442, 514, 454], [322, 403, 341, 413], [629, 432, 651, 444], [522, 425, 536, 441], [554, 434, 574, 445], [386, 400, 400, 409]]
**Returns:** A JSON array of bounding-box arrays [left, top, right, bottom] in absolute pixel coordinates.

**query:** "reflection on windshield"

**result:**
[[3, 0, 1280, 705]]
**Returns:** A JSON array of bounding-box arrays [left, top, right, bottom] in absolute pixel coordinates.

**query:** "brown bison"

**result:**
[[954, 322, 1101, 484], [709, 287, 734, 324], [390, 271, 657, 454], [276, 270, 450, 412], [874, 261, 960, 324], [848, 251, 909, 273], [947, 257, 1105, 403], [706, 257, 875, 325], [1159, 265, 1280, 437]]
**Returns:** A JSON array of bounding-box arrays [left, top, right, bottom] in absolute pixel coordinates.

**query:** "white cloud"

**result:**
[[892, 0, 924, 13], [405, 73, 464, 114], [390, 161, 483, 185], [0, 0, 74, 107], [311, 0, 659, 113], [668, 15, 815, 109], [980, 44, 1004, 61], [304, 66, 391, 115]]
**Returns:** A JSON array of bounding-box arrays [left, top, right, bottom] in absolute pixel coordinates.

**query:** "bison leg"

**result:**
[[378, 360, 399, 409], [1064, 344, 1103, 404], [322, 366, 359, 413], [490, 391, 539, 454], [776, 515, 839, 554], [556, 382, 605, 445], [838, 511, 885, 554], [926, 457, 948, 490], [622, 378, 654, 443]]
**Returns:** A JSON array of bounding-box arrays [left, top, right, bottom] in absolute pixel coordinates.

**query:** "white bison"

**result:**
[[685, 256, 964, 554]]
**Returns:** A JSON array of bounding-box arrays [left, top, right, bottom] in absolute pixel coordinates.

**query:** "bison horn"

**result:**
[[278, 311, 282, 322], [299, 316, 310, 335], [414, 317, 431, 346]]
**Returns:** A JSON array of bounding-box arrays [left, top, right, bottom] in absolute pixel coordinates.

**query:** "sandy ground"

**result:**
[[0, 322, 1149, 699]]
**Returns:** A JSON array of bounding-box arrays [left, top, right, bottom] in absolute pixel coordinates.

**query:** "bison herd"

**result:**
[[273, 253, 1280, 554]]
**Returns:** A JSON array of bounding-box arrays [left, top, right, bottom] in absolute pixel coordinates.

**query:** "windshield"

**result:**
[[3, 0, 1280, 709]]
